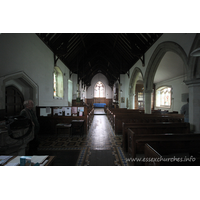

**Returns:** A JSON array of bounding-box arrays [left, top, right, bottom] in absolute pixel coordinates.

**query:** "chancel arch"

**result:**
[[129, 67, 144, 109], [85, 73, 112, 106]]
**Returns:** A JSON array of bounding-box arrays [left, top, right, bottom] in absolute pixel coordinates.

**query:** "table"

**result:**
[[1, 156, 55, 166]]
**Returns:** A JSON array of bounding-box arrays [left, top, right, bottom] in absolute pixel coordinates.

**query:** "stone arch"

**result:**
[[2, 71, 39, 108], [129, 67, 144, 109], [144, 41, 189, 92]]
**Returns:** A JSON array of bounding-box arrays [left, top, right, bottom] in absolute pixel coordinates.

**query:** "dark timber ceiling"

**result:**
[[36, 33, 162, 86]]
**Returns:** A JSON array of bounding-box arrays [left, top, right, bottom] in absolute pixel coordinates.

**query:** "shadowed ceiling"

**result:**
[[36, 33, 162, 86]]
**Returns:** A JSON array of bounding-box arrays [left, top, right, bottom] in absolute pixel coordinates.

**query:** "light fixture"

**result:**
[[190, 48, 200, 57], [120, 90, 123, 93]]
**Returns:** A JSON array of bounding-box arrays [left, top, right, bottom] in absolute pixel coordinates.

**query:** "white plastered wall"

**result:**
[[86, 73, 112, 99], [0, 33, 70, 107]]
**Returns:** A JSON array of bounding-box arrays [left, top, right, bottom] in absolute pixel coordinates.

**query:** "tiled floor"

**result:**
[[37, 108, 128, 166]]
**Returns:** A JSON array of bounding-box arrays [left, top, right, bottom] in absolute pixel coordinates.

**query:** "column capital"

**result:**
[[144, 89, 153, 93]]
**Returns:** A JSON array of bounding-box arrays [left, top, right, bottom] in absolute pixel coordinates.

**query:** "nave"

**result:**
[[36, 108, 128, 166]]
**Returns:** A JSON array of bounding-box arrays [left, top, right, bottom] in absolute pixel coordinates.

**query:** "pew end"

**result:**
[[144, 143, 162, 166]]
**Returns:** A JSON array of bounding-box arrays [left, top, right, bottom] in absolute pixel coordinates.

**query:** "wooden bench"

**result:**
[[114, 113, 184, 135], [122, 122, 190, 152], [127, 131, 200, 166], [144, 142, 200, 166], [106, 108, 183, 133], [144, 143, 162, 166], [87, 108, 94, 130], [106, 108, 143, 127]]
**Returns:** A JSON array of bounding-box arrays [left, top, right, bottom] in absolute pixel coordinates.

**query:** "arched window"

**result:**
[[156, 86, 171, 108], [53, 66, 63, 98], [94, 81, 105, 97], [68, 79, 73, 105]]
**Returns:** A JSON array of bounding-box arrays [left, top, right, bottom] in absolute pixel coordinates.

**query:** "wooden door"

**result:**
[[5, 86, 24, 116]]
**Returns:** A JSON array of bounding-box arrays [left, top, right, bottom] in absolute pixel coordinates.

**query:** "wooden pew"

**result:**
[[144, 143, 162, 166], [127, 131, 200, 166], [87, 108, 94, 130], [105, 107, 184, 134], [114, 113, 184, 135], [106, 108, 130, 128], [106, 107, 160, 119], [122, 122, 190, 152], [144, 142, 200, 166]]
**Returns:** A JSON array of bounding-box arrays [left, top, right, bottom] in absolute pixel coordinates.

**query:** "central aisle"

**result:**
[[87, 115, 115, 165], [78, 109, 128, 166]]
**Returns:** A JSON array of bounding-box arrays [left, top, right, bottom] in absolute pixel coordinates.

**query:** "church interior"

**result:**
[[1, 33, 200, 167]]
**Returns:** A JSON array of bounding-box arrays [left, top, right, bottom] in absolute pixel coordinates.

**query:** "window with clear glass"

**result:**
[[53, 72, 57, 96], [138, 92, 144, 101], [156, 86, 171, 108], [94, 81, 105, 97], [138, 92, 144, 109]]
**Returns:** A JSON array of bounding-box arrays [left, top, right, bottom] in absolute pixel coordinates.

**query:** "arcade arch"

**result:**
[[129, 67, 144, 109], [144, 41, 188, 113]]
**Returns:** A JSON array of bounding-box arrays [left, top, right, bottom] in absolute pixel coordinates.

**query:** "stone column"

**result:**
[[129, 95, 134, 109], [185, 79, 200, 133], [144, 89, 153, 114], [0, 78, 5, 110]]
